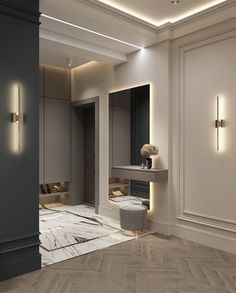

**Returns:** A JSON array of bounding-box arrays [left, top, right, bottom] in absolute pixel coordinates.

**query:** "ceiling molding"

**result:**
[[76, 0, 157, 31], [155, 0, 236, 43], [40, 28, 127, 64], [76, 0, 235, 31], [39, 0, 236, 68], [40, 0, 158, 49]]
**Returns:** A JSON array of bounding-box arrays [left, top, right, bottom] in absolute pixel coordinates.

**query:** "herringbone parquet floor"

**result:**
[[1, 234, 236, 293]]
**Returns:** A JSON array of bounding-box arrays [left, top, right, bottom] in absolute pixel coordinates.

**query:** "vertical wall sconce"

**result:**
[[11, 83, 24, 153], [215, 96, 225, 151], [11, 83, 24, 124]]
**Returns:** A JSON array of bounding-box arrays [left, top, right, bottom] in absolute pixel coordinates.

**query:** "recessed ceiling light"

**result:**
[[67, 57, 73, 67], [171, 0, 180, 4]]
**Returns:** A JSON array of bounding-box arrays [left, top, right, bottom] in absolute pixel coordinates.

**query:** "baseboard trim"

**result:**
[[0, 233, 41, 254], [0, 233, 41, 281], [0, 251, 41, 281], [147, 219, 172, 236], [173, 223, 236, 254]]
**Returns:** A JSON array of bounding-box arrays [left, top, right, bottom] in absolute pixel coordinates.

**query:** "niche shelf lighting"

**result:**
[[215, 96, 225, 151]]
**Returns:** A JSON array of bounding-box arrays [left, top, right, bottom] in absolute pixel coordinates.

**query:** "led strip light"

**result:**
[[41, 14, 143, 50]]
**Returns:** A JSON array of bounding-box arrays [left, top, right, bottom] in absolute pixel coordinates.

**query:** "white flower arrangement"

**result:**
[[141, 144, 159, 157]]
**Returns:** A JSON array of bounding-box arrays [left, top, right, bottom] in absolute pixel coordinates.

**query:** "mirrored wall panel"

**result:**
[[109, 84, 150, 207]]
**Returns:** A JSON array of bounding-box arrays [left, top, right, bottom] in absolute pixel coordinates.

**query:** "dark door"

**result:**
[[84, 106, 95, 205]]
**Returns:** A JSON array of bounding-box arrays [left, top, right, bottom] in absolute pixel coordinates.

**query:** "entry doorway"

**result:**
[[84, 105, 95, 206], [71, 97, 99, 213]]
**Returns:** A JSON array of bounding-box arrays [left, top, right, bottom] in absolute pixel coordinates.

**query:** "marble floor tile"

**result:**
[[40, 205, 144, 267]]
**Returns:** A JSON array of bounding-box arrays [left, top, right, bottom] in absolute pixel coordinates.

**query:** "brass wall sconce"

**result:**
[[215, 96, 225, 151], [11, 112, 24, 123], [11, 83, 24, 124]]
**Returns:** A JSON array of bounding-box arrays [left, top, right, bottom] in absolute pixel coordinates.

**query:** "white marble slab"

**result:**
[[40, 205, 146, 267], [40, 211, 118, 251]]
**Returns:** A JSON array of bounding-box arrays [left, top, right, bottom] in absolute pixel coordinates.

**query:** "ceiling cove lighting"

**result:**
[[41, 14, 143, 50], [215, 96, 225, 152], [98, 0, 227, 27]]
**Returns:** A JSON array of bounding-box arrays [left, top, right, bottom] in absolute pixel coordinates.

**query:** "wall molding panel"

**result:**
[[178, 30, 236, 232], [171, 20, 236, 253]]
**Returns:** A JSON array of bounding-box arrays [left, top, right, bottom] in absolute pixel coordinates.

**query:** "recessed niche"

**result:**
[[39, 182, 69, 205]]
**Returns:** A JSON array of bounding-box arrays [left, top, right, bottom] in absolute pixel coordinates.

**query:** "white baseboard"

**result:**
[[148, 219, 172, 236], [173, 223, 236, 254]]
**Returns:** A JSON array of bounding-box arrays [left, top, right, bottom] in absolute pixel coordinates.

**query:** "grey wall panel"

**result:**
[[44, 98, 70, 183], [44, 66, 70, 100], [112, 106, 131, 166], [0, 0, 41, 280], [110, 90, 131, 169]]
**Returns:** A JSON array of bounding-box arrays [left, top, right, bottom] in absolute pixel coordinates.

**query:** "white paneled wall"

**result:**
[[71, 18, 236, 253], [172, 19, 236, 253]]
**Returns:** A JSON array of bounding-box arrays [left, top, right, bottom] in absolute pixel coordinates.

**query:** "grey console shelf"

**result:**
[[112, 165, 168, 182]]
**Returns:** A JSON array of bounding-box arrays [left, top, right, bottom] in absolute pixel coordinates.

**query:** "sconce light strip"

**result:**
[[215, 96, 225, 151], [41, 14, 143, 50], [216, 96, 220, 151], [11, 83, 24, 124]]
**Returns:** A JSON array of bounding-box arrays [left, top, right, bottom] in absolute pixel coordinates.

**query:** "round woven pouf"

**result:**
[[120, 205, 147, 235]]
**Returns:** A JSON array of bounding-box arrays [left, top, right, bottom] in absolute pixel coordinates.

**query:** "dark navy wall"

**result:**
[[0, 0, 41, 280]]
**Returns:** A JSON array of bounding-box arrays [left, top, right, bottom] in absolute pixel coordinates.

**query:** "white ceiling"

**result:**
[[39, 0, 231, 69], [96, 0, 227, 26]]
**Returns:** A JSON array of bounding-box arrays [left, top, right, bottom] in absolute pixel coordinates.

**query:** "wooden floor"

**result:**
[[1, 234, 236, 293]]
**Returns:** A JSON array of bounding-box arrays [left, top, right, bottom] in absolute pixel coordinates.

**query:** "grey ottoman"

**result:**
[[120, 205, 147, 234]]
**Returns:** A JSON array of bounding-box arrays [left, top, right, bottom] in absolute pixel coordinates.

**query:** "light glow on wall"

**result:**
[[72, 61, 98, 72], [149, 83, 154, 212]]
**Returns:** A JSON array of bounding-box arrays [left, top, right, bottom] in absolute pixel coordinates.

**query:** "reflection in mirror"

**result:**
[[109, 84, 150, 208]]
